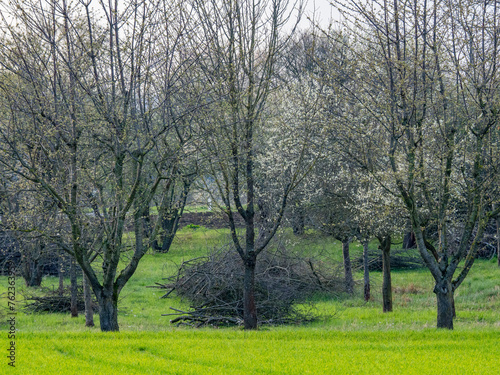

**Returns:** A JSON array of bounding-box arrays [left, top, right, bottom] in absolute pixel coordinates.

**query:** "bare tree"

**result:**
[[192, 0, 313, 329], [0, 0, 199, 331], [330, 0, 500, 328]]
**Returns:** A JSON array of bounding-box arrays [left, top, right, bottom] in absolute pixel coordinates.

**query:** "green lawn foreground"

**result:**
[[1, 227, 499, 374], [13, 330, 500, 375]]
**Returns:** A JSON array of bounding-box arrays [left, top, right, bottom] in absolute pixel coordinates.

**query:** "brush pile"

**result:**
[[353, 248, 424, 271], [23, 286, 97, 313], [153, 245, 344, 327]]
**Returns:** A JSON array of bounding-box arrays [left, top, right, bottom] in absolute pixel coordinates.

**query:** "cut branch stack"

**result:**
[[23, 286, 97, 313], [151, 245, 344, 327], [353, 248, 425, 271]]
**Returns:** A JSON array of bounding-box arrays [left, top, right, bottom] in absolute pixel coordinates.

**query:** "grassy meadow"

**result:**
[[1, 226, 499, 374]]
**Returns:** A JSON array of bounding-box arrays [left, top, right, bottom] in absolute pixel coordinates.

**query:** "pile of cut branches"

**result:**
[[152, 245, 344, 327], [353, 248, 425, 271], [476, 219, 498, 259], [23, 286, 97, 313]]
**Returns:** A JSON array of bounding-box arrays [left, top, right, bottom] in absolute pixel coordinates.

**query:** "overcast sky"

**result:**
[[290, 0, 342, 31], [304, 1, 336, 23]]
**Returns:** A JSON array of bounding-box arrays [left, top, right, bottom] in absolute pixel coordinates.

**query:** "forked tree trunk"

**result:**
[[379, 235, 392, 312], [154, 235, 175, 253], [97, 290, 119, 332], [363, 241, 370, 301], [342, 239, 354, 294], [152, 180, 190, 253], [70, 258, 78, 318], [23, 258, 43, 287], [83, 275, 94, 327], [243, 253, 258, 330], [152, 209, 180, 253], [434, 279, 454, 329]]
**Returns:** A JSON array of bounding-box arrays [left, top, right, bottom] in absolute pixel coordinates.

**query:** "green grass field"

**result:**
[[14, 330, 500, 374], [1, 227, 499, 374]]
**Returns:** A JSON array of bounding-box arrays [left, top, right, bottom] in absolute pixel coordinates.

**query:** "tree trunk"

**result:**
[[58, 255, 64, 296], [154, 235, 175, 253], [152, 209, 184, 253], [257, 197, 269, 222], [70, 258, 78, 317], [152, 215, 177, 252], [23, 258, 43, 287], [342, 239, 354, 294], [403, 232, 416, 249], [152, 180, 190, 253], [363, 240, 370, 301], [97, 290, 119, 332], [380, 235, 392, 312], [451, 292, 456, 318], [496, 210, 499, 268], [243, 253, 258, 330], [434, 280, 454, 329], [291, 204, 305, 236], [83, 275, 94, 327]]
